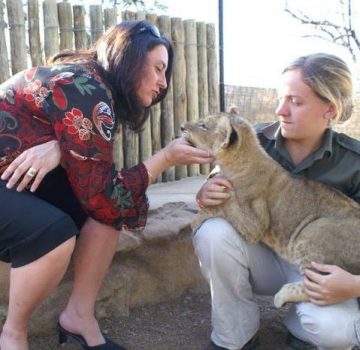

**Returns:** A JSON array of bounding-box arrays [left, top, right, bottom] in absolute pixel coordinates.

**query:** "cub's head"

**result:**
[[181, 107, 256, 157]]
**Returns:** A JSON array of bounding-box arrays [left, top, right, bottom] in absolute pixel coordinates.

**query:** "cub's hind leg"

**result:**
[[274, 218, 337, 308]]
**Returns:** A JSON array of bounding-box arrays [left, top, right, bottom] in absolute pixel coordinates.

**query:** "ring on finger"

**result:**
[[27, 167, 38, 177]]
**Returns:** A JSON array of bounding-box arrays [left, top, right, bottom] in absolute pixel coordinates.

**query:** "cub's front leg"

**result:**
[[191, 210, 215, 231], [191, 197, 270, 245], [190, 195, 238, 231], [228, 197, 270, 244], [274, 282, 309, 308]]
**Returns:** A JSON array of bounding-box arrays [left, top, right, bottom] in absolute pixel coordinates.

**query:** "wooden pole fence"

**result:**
[[0, 3, 220, 183]]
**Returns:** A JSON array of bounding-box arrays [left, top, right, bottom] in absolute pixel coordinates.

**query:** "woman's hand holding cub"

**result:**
[[196, 175, 234, 208]]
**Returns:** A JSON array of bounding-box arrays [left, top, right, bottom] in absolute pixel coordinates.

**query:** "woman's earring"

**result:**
[[324, 112, 335, 126]]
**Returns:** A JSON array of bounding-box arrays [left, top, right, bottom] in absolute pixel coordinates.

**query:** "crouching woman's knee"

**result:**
[[193, 217, 242, 249], [192, 217, 246, 268], [298, 302, 356, 349]]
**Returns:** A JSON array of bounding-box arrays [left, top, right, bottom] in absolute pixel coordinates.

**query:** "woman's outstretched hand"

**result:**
[[162, 137, 214, 166], [1, 140, 61, 192], [142, 137, 215, 185]]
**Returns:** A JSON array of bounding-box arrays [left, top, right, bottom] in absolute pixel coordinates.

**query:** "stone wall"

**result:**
[[225, 85, 360, 140]]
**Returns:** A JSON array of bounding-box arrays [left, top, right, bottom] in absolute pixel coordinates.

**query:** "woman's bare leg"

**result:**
[[0, 237, 75, 350], [59, 218, 120, 346]]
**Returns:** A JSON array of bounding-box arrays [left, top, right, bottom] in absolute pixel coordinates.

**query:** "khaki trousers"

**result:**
[[193, 218, 360, 350]]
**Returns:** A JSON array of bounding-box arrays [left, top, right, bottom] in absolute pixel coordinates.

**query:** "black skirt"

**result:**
[[0, 166, 87, 267]]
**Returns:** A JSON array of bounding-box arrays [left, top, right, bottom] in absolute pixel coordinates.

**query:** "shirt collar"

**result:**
[[262, 121, 280, 140], [262, 121, 334, 172]]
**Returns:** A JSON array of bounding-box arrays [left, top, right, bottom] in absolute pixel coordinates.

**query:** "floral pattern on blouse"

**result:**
[[0, 64, 149, 231]]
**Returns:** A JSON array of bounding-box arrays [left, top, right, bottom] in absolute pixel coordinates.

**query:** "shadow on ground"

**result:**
[[30, 292, 298, 350]]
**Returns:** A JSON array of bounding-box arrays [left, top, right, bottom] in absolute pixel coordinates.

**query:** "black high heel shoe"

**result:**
[[58, 322, 127, 350]]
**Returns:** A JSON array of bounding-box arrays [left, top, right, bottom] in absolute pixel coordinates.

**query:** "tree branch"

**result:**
[[285, 0, 359, 62]]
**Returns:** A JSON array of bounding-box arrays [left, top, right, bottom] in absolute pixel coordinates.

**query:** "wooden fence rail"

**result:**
[[0, 0, 220, 181]]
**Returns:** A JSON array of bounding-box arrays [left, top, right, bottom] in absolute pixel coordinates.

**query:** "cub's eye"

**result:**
[[197, 122, 208, 130]]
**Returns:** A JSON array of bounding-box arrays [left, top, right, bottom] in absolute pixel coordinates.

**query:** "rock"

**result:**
[[0, 176, 208, 335]]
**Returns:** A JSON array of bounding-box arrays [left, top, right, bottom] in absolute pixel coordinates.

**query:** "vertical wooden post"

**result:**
[[138, 116, 152, 165], [122, 10, 136, 21], [113, 125, 124, 171], [28, 0, 43, 66], [43, 0, 59, 61], [184, 19, 199, 176], [121, 10, 138, 169], [0, 0, 10, 82], [159, 15, 174, 182], [73, 5, 87, 49], [58, 1, 73, 50], [137, 11, 153, 168], [136, 11, 145, 20], [197, 21, 210, 175], [7, 0, 27, 74], [150, 104, 161, 159], [147, 14, 162, 182], [171, 17, 188, 180], [207, 23, 220, 114], [104, 8, 117, 30], [89, 5, 103, 45], [207, 23, 219, 174], [123, 125, 139, 169], [106, 8, 122, 171]]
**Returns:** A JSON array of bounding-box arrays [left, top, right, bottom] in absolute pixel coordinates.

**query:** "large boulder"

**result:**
[[0, 176, 208, 335]]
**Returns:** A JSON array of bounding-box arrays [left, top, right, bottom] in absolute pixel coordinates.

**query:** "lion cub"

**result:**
[[182, 110, 360, 308]]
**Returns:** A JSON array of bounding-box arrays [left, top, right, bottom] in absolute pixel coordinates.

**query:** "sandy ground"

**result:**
[[29, 292, 299, 350]]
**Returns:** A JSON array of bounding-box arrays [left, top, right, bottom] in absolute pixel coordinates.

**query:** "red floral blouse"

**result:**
[[0, 64, 149, 231]]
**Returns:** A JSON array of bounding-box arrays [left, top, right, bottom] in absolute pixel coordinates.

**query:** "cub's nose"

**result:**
[[180, 125, 185, 132]]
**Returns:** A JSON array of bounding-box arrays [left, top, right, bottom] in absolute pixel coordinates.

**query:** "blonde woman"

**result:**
[[195, 53, 360, 350]]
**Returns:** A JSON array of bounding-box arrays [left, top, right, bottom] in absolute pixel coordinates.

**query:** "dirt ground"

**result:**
[[30, 291, 297, 350]]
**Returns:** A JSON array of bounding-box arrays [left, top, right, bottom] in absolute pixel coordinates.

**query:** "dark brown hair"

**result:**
[[49, 20, 174, 131]]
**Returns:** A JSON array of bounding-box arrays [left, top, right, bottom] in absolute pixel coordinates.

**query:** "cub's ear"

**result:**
[[218, 116, 237, 149], [228, 106, 240, 115]]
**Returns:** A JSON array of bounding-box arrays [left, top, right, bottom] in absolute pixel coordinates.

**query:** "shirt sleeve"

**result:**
[[44, 69, 149, 230], [350, 173, 360, 204], [334, 133, 360, 205]]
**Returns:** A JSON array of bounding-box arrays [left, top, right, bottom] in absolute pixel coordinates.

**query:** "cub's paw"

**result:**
[[274, 282, 309, 308], [274, 290, 287, 308]]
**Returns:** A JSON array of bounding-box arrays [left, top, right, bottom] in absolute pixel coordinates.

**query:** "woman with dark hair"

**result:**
[[0, 20, 213, 350]]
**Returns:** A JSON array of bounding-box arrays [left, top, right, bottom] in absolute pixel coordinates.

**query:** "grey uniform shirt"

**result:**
[[255, 121, 360, 204]]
